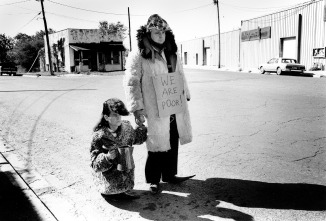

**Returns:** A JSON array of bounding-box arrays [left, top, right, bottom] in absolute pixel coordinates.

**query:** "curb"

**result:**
[[183, 66, 326, 78], [20, 71, 125, 78], [0, 138, 80, 221], [0, 140, 57, 221]]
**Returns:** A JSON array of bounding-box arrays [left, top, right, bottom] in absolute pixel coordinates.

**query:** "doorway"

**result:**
[[280, 37, 296, 59], [204, 48, 210, 66]]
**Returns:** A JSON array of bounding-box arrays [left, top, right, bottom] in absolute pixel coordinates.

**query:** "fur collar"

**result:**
[[136, 25, 178, 59], [136, 25, 178, 72]]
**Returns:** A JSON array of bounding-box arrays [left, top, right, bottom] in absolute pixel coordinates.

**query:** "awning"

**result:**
[[70, 45, 90, 51]]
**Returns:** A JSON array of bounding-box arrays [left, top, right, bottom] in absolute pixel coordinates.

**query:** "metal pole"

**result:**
[[215, 0, 221, 68], [27, 50, 41, 73], [128, 7, 132, 51], [38, 0, 54, 75]]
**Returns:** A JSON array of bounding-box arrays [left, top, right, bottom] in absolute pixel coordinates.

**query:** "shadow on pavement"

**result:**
[[282, 72, 314, 77], [264, 72, 315, 77], [0, 172, 43, 221], [103, 178, 326, 221]]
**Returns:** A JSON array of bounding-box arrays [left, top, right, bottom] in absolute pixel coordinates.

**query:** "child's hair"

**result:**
[[93, 98, 129, 132]]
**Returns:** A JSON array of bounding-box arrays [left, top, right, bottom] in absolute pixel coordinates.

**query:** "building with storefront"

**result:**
[[179, 0, 325, 71], [43, 28, 126, 73]]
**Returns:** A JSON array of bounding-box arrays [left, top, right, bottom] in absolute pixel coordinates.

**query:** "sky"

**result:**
[[0, 0, 312, 50]]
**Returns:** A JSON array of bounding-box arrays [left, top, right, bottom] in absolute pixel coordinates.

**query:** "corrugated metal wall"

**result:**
[[178, 29, 240, 68], [241, 0, 325, 70], [178, 38, 203, 66], [178, 0, 325, 70], [203, 30, 241, 67]]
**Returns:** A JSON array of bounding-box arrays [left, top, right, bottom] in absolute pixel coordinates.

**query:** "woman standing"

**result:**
[[123, 14, 194, 194]]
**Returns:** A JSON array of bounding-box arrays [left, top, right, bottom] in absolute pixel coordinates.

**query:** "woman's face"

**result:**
[[150, 29, 166, 44], [105, 112, 122, 128]]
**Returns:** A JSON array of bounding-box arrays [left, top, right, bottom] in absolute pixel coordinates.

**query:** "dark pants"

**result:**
[[145, 115, 179, 184]]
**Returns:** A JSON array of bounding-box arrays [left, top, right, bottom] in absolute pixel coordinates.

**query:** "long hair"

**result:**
[[93, 98, 129, 132], [93, 102, 111, 132]]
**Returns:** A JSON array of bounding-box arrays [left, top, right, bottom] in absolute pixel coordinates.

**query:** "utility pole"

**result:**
[[37, 0, 54, 75], [128, 7, 132, 52], [213, 0, 221, 68]]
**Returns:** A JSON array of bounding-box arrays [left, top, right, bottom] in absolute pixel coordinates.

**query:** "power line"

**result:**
[[244, 1, 314, 24], [167, 3, 213, 14], [46, 11, 99, 23], [14, 5, 40, 12], [2, 12, 36, 15], [48, 0, 214, 16], [47, 0, 139, 16], [16, 12, 41, 33], [220, 1, 302, 11], [0, 0, 31, 7]]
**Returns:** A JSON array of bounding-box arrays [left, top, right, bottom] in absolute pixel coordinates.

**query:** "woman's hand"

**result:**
[[134, 109, 146, 125]]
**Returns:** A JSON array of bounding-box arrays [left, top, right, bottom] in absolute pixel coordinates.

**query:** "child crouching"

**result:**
[[90, 98, 147, 200]]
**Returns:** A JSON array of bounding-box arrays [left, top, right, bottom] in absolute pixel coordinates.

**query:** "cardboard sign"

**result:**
[[152, 72, 186, 118]]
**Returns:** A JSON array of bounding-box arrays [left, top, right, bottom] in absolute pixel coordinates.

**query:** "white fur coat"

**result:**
[[123, 51, 192, 152]]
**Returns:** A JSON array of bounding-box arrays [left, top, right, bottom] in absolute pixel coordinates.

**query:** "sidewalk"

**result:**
[[183, 65, 326, 78], [0, 143, 57, 221], [0, 139, 80, 221], [21, 71, 125, 77]]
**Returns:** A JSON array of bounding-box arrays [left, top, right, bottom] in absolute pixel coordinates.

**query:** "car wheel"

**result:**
[[260, 67, 265, 74], [276, 68, 282, 75]]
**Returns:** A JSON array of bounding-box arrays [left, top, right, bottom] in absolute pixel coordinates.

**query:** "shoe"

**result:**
[[149, 183, 160, 194], [164, 175, 195, 184], [102, 191, 140, 200], [124, 190, 140, 199]]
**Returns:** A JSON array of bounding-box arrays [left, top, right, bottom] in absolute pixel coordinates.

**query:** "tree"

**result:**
[[0, 34, 14, 63], [12, 29, 55, 71], [12, 33, 37, 71], [99, 21, 127, 41]]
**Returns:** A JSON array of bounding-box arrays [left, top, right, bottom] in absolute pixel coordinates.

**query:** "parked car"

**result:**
[[259, 58, 306, 75], [0, 62, 18, 76]]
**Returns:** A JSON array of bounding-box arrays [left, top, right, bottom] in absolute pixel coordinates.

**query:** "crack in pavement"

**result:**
[[292, 146, 325, 162]]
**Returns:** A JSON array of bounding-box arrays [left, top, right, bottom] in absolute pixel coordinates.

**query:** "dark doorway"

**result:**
[[89, 51, 98, 71]]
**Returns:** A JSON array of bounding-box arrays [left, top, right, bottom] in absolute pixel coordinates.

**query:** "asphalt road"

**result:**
[[0, 70, 325, 221]]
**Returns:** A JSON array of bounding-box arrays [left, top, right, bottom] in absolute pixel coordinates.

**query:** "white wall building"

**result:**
[[179, 0, 326, 71], [43, 28, 126, 73]]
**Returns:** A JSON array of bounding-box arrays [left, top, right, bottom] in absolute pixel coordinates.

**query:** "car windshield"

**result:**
[[282, 59, 297, 63]]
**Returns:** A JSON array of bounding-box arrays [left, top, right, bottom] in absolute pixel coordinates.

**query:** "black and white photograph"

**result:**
[[1, 0, 325, 221]]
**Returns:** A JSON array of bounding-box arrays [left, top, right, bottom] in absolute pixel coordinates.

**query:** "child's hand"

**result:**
[[137, 124, 147, 130], [107, 149, 117, 160]]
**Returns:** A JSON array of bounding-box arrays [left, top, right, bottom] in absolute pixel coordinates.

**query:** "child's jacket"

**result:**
[[90, 120, 147, 195]]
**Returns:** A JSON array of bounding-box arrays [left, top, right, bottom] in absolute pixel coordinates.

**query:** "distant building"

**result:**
[[178, 0, 325, 71], [178, 30, 241, 68], [42, 28, 126, 73]]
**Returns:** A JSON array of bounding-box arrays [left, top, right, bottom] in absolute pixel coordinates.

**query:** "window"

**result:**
[[112, 51, 120, 64], [268, 58, 276, 64], [105, 51, 111, 64], [82, 50, 90, 66], [74, 50, 80, 65]]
